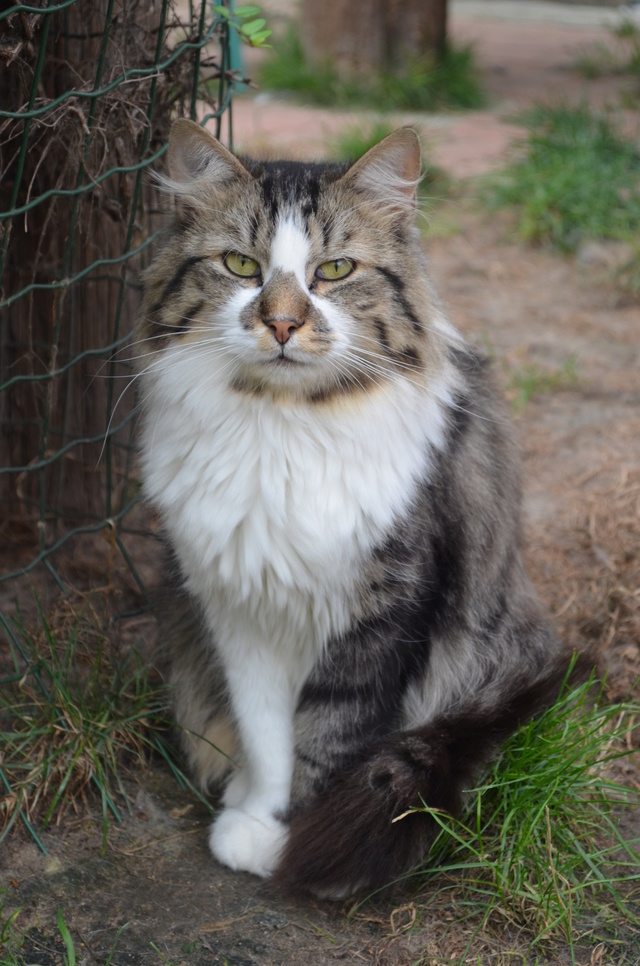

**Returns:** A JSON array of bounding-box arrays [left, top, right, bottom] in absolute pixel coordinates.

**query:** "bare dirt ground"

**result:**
[[2, 5, 639, 965]]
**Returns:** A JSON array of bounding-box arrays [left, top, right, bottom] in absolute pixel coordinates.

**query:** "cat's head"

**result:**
[[138, 120, 443, 404]]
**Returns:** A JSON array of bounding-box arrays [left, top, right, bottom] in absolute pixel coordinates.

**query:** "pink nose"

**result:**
[[266, 319, 302, 345]]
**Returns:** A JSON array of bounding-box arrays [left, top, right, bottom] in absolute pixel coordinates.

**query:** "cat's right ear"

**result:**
[[340, 127, 422, 219], [163, 119, 249, 192]]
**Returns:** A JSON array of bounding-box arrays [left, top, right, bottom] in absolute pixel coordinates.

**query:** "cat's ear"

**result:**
[[163, 118, 249, 191], [340, 127, 421, 216]]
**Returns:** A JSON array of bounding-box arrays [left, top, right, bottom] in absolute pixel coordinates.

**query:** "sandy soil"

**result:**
[[2, 6, 639, 965]]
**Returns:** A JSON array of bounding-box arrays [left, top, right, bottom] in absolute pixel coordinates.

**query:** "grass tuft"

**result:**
[[576, 18, 640, 103], [505, 355, 579, 413], [0, 891, 23, 966], [0, 891, 130, 966], [408, 675, 640, 962], [0, 596, 196, 852], [485, 104, 640, 252], [257, 25, 484, 112]]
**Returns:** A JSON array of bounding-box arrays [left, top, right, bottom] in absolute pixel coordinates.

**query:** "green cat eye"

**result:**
[[224, 252, 261, 278], [316, 258, 354, 281]]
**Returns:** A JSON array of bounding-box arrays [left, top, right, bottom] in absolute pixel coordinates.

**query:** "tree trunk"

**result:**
[[300, 0, 447, 78], [0, 1, 168, 528]]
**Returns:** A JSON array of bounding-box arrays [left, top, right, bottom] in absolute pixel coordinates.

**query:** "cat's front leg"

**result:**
[[208, 627, 296, 878]]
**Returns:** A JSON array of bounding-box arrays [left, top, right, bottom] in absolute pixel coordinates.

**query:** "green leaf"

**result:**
[[248, 29, 272, 46], [212, 5, 232, 18], [234, 4, 262, 16], [240, 17, 266, 35]]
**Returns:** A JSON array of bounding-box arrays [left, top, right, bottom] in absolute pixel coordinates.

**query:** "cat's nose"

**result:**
[[265, 317, 303, 345]]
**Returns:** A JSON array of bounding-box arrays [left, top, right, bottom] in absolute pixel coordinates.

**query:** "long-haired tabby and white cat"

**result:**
[[136, 120, 576, 896]]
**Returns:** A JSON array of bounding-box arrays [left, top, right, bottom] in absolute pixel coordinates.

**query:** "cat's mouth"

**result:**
[[272, 348, 304, 366]]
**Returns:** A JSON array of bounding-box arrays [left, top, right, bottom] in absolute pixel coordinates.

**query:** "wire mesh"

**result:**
[[0, 1, 236, 629]]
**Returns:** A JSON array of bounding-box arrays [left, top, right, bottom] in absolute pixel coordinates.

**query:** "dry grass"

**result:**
[[536, 467, 640, 706]]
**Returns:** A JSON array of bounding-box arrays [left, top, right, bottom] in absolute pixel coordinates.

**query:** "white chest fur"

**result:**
[[139, 351, 450, 650]]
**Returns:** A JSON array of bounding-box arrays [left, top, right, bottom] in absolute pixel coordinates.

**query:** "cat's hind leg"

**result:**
[[184, 713, 238, 790], [158, 586, 237, 791]]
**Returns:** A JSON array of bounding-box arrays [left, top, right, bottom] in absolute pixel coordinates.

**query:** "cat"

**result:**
[[134, 119, 576, 897]]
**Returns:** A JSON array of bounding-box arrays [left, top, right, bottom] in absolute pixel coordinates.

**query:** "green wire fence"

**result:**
[[0, 0, 237, 613], [0, 0, 245, 849]]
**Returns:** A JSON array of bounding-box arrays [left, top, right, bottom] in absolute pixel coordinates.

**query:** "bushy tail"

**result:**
[[274, 656, 591, 897]]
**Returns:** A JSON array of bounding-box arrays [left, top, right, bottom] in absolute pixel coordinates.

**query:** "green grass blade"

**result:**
[[56, 908, 75, 966]]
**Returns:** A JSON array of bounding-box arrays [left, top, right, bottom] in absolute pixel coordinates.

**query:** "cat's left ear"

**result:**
[[340, 127, 421, 217], [164, 118, 250, 191]]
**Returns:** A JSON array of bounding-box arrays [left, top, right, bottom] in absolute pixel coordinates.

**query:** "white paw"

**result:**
[[221, 768, 250, 808], [209, 807, 287, 878]]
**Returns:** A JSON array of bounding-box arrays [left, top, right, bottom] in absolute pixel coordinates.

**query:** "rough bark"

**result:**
[[0, 1, 170, 527]]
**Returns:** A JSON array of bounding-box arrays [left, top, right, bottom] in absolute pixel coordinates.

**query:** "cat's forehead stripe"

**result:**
[[258, 159, 337, 220], [267, 215, 310, 288]]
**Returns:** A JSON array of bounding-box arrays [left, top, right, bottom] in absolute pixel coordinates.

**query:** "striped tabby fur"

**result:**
[[135, 121, 575, 896]]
